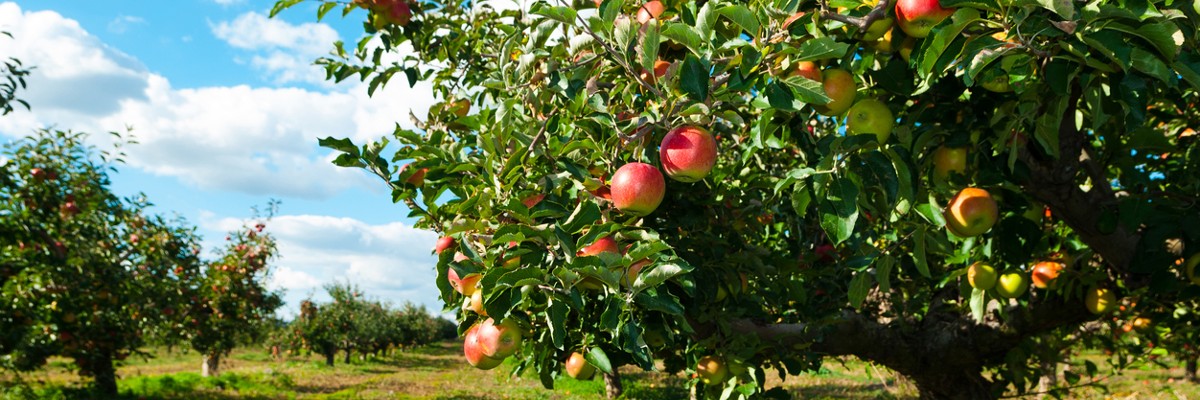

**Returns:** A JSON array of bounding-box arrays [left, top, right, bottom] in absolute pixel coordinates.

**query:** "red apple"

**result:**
[[435, 236, 455, 254], [610, 162, 665, 216], [639, 60, 671, 84], [521, 193, 545, 209], [447, 268, 481, 295], [565, 351, 595, 379], [636, 1, 664, 24], [1031, 261, 1064, 289], [476, 318, 523, 358], [382, 0, 412, 26], [464, 325, 504, 369], [813, 68, 857, 116], [621, 259, 649, 288], [578, 236, 620, 257], [400, 163, 426, 186], [660, 125, 718, 182], [943, 187, 998, 237], [895, 0, 954, 38], [791, 61, 822, 82]]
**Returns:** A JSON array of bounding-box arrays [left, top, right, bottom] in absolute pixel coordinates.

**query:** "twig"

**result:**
[[819, 0, 891, 37], [553, 0, 666, 99]]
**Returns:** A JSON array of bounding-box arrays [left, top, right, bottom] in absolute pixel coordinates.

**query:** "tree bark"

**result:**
[[324, 349, 336, 367], [603, 370, 623, 399], [1036, 359, 1057, 397], [1186, 357, 1197, 382], [90, 352, 118, 397], [201, 353, 221, 377], [344, 348, 352, 364]]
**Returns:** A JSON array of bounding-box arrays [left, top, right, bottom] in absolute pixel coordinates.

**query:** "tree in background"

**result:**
[[277, 0, 1200, 398], [0, 130, 205, 396]]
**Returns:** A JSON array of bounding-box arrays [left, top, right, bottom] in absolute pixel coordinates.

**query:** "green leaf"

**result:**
[[695, 1, 718, 40], [913, 229, 931, 278], [794, 37, 851, 62], [585, 347, 614, 375], [620, 321, 654, 369], [1130, 47, 1172, 83], [269, 0, 303, 17], [533, 6, 578, 25], [316, 1, 337, 21], [969, 287, 986, 323], [1036, 0, 1075, 19], [548, 299, 567, 349], [661, 23, 704, 56], [639, 22, 661, 74], [318, 137, 360, 156], [848, 272, 873, 309], [916, 8, 981, 78], [632, 263, 686, 292], [1175, 52, 1200, 90], [820, 177, 859, 244], [1034, 95, 1068, 159], [562, 201, 602, 234], [635, 290, 685, 315], [717, 5, 760, 35], [875, 255, 893, 292], [781, 76, 831, 105], [1083, 29, 1132, 68], [680, 54, 710, 102], [764, 81, 804, 111]]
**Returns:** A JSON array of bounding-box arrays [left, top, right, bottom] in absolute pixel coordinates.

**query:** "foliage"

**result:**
[[0, 32, 31, 116], [275, 0, 1200, 398]]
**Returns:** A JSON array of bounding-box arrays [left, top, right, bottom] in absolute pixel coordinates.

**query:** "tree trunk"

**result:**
[[324, 349, 336, 367], [907, 367, 994, 400], [603, 370, 623, 399], [1186, 357, 1197, 382], [201, 353, 220, 377], [343, 348, 351, 364], [90, 352, 118, 397], [1036, 360, 1057, 397]]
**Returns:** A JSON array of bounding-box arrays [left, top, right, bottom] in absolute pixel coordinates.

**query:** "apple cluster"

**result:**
[[612, 125, 718, 216]]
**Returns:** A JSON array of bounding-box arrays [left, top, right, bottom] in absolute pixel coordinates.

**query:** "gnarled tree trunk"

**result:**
[[201, 353, 220, 377], [90, 352, 118, 397], [324, 349, 336, 366], [603, 370, 623, 399], [1186, 357, 1197, 382]]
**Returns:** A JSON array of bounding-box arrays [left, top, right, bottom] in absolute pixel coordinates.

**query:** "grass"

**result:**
[[1, 341, 1197, 399]]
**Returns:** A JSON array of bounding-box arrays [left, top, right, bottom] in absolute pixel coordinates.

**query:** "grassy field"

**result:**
[[1, 341, 1197, 399]]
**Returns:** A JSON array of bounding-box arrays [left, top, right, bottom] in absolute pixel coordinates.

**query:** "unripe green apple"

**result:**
[[862, 17, 894, 42], [967, 261, 997, 290], [931, 146, 967, 180], [565, 351, 595, 379], [1085, 287, 1117, 314], [846, 98, 894, 143], [696, 355, 728, 384], [1185, 253, 1200, 285], [994, 270, 1028, 298], [895, 0, 954, 38], [660, 125, 718, 182], [943, 187, 999, 237], [813, 69, 857, 116], [610, 162, 666, 216]]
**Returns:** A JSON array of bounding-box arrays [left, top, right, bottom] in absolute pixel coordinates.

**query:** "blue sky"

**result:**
[[0, 1, 447, 317]]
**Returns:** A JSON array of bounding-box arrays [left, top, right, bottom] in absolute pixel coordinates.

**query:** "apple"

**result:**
[[967, 261, 997, 290], [447, 268, 481, 295], [521, 193, 545, 209], [813, 68, 857, 116], [782, 12, 807, 30], [846, 98, 894, 143], [696, 355, 728, 384], [1085, 287, 1117, 314], [932, 146, 968, 180], [621, 259, 649, 288], [639, 60, 671, 84], [994, 270, 1028, 298], [862, 17, 894, 42], [980, 73, 1012, 93], [399, 163, 426, 186], [463, 290, 486, 315], [791, 61, 822, 82], [30, 168, 47, 181], [610, 162, 665, 216], [565, 351, 595, 379], [578, 236, 620, 257], [895, 0, 954, 38], [1030, 261, 1064, 289], [899, 36, 917, 62], [381, 0, 412, 26], [636, 1, 664, 24], [435, 236, 455, 254], [943, 187, 999, 237], [660, 125, 718, 182], [869, 28, 894, 52], [447, 99, 471, 117], [476, 318, 523, 358], [464, 325, 504, 370], [1184, 253, 1200, 285]]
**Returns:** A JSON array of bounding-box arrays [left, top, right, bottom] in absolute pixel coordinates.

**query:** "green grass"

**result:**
[[2, 342, 1198, 399]]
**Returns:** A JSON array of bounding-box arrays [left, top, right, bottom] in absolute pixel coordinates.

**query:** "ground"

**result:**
[[0, 341, 1196, 399]]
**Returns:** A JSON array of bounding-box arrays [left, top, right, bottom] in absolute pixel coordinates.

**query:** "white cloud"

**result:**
[[107, 15, 145, 34], [0, 3, 438, 199], [211, 12, 339, 86], [209, 214, 443, 318]]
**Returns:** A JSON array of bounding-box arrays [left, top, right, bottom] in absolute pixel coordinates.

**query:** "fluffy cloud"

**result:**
[[211, 12, 338, 86], [0, 2, 437, 199], [208, 215, 443, 317]]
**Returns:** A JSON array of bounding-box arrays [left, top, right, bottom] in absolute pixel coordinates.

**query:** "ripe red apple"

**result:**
[[578, 236, 620, 257], [565, 351, 595, 379], [381, 0, 412, 26], [1085, 287, 1117, 314], [943, 187, 998, 237], [521, 193, 545, 209], [621, 259, 649, 288], [696, 355, 728, 384], [610, 162, 665, 216], [895, 0, 954, 38], [636, 1, 664, 24], [30, 168, 47, 181], [814, 244, 837, 263], [932, 146, 968, 180], [639, 60, 671, 84], [60, 202, 80, 218], [846, 98, 894, 143], [791, 61, 822, 82], [464, 325, 504, 369], [813, 68, 857, 116], [994, 270, 1027, 298], [400, 163, 426, 186], [967, 261, 997, 290], [447, 268, 481, 295], [660, 125, 718, 182], [476, 318, 523, 358], [1031, 261, 1064, 289], [435, 236, 455, 254]]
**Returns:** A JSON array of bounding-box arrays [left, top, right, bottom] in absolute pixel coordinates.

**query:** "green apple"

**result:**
[[1085, 287, 1117, 314], [1186, 253, 1200, 285], [813, 69, 857, 116], [696, 355, 728, 384], [932, 146, 967, 180], [994, 270, 1028, 298], [862, 17, 894, 42], [846, 98, 894, 143], [967, 262, 997, 290]]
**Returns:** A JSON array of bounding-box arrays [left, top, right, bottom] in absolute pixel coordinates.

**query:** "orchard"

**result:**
[[274, 0, 1200, 398]]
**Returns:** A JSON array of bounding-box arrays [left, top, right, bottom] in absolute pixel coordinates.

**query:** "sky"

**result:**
[[0, 0, 450, 318]]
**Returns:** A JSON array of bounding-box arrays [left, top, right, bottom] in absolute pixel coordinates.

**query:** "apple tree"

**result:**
[[0, 32, 30, 116], [275, 0, 1200, 398], [0, 129, 207, 396]]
